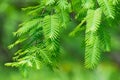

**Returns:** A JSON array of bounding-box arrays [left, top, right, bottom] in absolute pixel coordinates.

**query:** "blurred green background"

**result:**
[[0, 0, 120, 80]]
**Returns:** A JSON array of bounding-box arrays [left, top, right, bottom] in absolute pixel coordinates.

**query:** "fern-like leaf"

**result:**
[[83, 0, 94, 9], [97, 0, 115, 19], [43, 15, 60, 41], [14, 18, 41, 36], [85, 33, 100, 69], [57, 0, 68, 10], [43, 14, 60, 57], [85, 8, 102, 68], [86, 8, 102, 33], [59, 10, 69, 28]]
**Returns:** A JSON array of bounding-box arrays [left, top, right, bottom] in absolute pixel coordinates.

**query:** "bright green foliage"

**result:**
[[57, 0, 68, 10], [86, 8, 102, 33], [14, 18, 41, 36], [5, 0, 120, 70], [43, 15, 60, 41], [85, 8, 102, 68], [97, 0, 115, 18]]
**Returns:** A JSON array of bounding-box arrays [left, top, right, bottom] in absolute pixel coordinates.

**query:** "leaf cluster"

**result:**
[[6, 0, 120, 70]]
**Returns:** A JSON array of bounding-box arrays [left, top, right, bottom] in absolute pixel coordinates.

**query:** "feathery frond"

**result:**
[[85, 33, 100, 69], [97, 0, 115, 19], [43, 15, 60, 41], [14, 18, 41, 36], [86, 8, 102, 33], [57, 0, 68, 10], [6, 0, 120, 70], [85, 8, 102, 68], [83, 0, 94, 9]]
